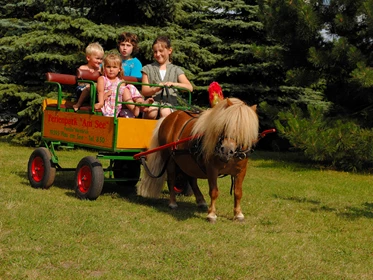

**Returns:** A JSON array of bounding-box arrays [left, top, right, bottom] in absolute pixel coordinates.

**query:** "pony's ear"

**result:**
[[250, 104, 257, 112], [226, 98, 234, 107]]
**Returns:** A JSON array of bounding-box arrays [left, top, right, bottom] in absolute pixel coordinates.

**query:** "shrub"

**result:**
[[275, 104, 373, 172]]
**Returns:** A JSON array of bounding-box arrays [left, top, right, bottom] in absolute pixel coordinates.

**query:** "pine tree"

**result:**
[[258, 0, 332, 119]]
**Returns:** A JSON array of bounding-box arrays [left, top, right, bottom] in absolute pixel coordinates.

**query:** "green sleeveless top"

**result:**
[[141, 62, 185, 105]]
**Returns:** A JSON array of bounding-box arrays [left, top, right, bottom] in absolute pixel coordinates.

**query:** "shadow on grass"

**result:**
[[275, 194, 373, 220], [19, 170, 75, 190], [274, 194, 321, 205], [20, 169, 207, 221], [336, 203, 373, 220], [116, 190, 209, 222]]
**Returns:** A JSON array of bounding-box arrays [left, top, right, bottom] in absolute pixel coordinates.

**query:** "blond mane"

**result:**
[[191, 98, 259, 160]]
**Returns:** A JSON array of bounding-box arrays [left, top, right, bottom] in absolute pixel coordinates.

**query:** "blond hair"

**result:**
[[102, 52, 124, 79], [85, 42, 104, 56]]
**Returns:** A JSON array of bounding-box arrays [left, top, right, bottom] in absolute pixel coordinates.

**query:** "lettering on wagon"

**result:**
[[81, 119, 109, 129], [48, 115, 77, 126], [44, 112, 113, 147], [47, 115, 110, 130]]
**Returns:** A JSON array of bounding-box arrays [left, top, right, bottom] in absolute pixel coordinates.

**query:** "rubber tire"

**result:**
[[75, 156, 104, 200], [113, 160, 141, 187], [28, 147, 56, 189]]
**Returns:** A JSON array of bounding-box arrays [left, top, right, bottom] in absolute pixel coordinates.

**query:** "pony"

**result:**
[[137, 98, 259, 222]]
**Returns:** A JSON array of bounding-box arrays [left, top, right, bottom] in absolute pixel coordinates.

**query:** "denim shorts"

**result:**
[[75, 85, 87, 99]]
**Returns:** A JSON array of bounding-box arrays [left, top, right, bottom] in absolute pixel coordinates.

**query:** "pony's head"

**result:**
[[191, 98, 259, 162]]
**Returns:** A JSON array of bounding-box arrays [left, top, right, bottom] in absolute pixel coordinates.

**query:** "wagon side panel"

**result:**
[[116, 118, 157, 149], [42, 110, 115, 149]]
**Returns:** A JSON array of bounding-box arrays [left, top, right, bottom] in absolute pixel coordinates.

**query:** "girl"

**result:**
[[95, 53, 148, 117], [118, 32, 142, 80], [141, 36, 193, 119]]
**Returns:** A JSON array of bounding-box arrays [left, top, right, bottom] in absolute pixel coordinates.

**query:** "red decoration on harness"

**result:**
[[208, 81, 224, 107]]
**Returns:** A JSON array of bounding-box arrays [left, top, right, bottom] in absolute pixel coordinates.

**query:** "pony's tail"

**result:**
[[137, 118, 167, 198]]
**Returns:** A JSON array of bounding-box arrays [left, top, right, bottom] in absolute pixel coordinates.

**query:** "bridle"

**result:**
[[214, 135, 253, 160]]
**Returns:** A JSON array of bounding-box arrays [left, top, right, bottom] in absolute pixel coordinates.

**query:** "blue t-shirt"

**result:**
[[122, 57, 142, 79]]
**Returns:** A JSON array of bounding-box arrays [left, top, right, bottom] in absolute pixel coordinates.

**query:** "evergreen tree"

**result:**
[[311, 0, 373, 126], [259, 0, 373, 125], [181, 0, 285, 108], [258, 0, 332, 121], [259, 0, 373, 168], [0, 0, 218, 143]]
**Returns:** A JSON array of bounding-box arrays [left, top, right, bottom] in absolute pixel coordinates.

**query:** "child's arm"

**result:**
[[141, 73, 162, 97], [79, 64, 98, 73], [122, 87, 136, 112], [103, 91, 112, 100], [161, 74, 193, 92], [94, 76, 105, 110]]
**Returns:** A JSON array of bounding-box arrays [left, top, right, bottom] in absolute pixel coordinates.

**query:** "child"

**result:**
[[118, 32, 142, 79], [73, 42, 104, 112], [94, 53, 150, 117], [141, 36, 193, 119]]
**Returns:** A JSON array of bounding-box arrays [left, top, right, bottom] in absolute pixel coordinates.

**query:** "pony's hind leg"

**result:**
[[188, 177, 207, 209], [167, 160, 178, 209]]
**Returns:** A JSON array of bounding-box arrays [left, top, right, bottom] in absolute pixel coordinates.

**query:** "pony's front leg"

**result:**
[[233, 168, 247, 221], [206, 167, 219, 223]]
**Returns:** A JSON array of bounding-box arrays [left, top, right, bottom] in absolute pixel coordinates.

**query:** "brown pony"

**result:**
[[137, 98, 259, 222]]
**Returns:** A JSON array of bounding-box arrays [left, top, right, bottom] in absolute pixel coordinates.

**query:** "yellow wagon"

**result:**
[[27, 71, 191, 200]]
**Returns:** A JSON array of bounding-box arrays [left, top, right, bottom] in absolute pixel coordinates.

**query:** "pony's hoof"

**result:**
[[207, 213, 217, 223], [168, 203, 178, 209], [197, 202, 208, 210], [234, 213, 245, 222]]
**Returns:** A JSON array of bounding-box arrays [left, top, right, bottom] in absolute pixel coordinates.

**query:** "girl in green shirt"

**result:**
[[141, 36, 193, 119]]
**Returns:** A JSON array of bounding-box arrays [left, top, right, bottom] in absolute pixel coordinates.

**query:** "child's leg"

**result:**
[[73, 87, 90, 111], [143, 106, 158, 119], [122, 88, 139, 116], [160, 108, 172, 117], [135, 97, 154, 113]]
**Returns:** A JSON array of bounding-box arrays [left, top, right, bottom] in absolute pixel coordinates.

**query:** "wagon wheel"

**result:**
[[75, 156, 104, 200], [113, 160, 141, 188], [27, 147, 56, 189]]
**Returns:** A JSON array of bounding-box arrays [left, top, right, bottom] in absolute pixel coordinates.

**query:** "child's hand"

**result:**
[[140, 98, 154, 112], [103, 91, 112, 100], [94, 103, 102, 110], [145, 98, 154, 104], [161, 82, 174, 87]]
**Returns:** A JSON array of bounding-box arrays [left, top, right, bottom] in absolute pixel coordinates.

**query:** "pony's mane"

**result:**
[[191, 98, 259, 160]]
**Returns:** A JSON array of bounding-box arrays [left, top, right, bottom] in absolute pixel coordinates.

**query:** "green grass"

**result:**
[[1, 141, 373, 279]]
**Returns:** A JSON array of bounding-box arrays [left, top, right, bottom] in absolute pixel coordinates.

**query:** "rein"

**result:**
[[140, 154, 171, 179]]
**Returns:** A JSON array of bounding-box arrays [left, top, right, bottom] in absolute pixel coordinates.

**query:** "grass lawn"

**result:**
[[1, 141, 373, 279]]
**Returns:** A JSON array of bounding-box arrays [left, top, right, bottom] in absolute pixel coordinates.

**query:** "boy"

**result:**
[[73, 42, 104, 111]]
